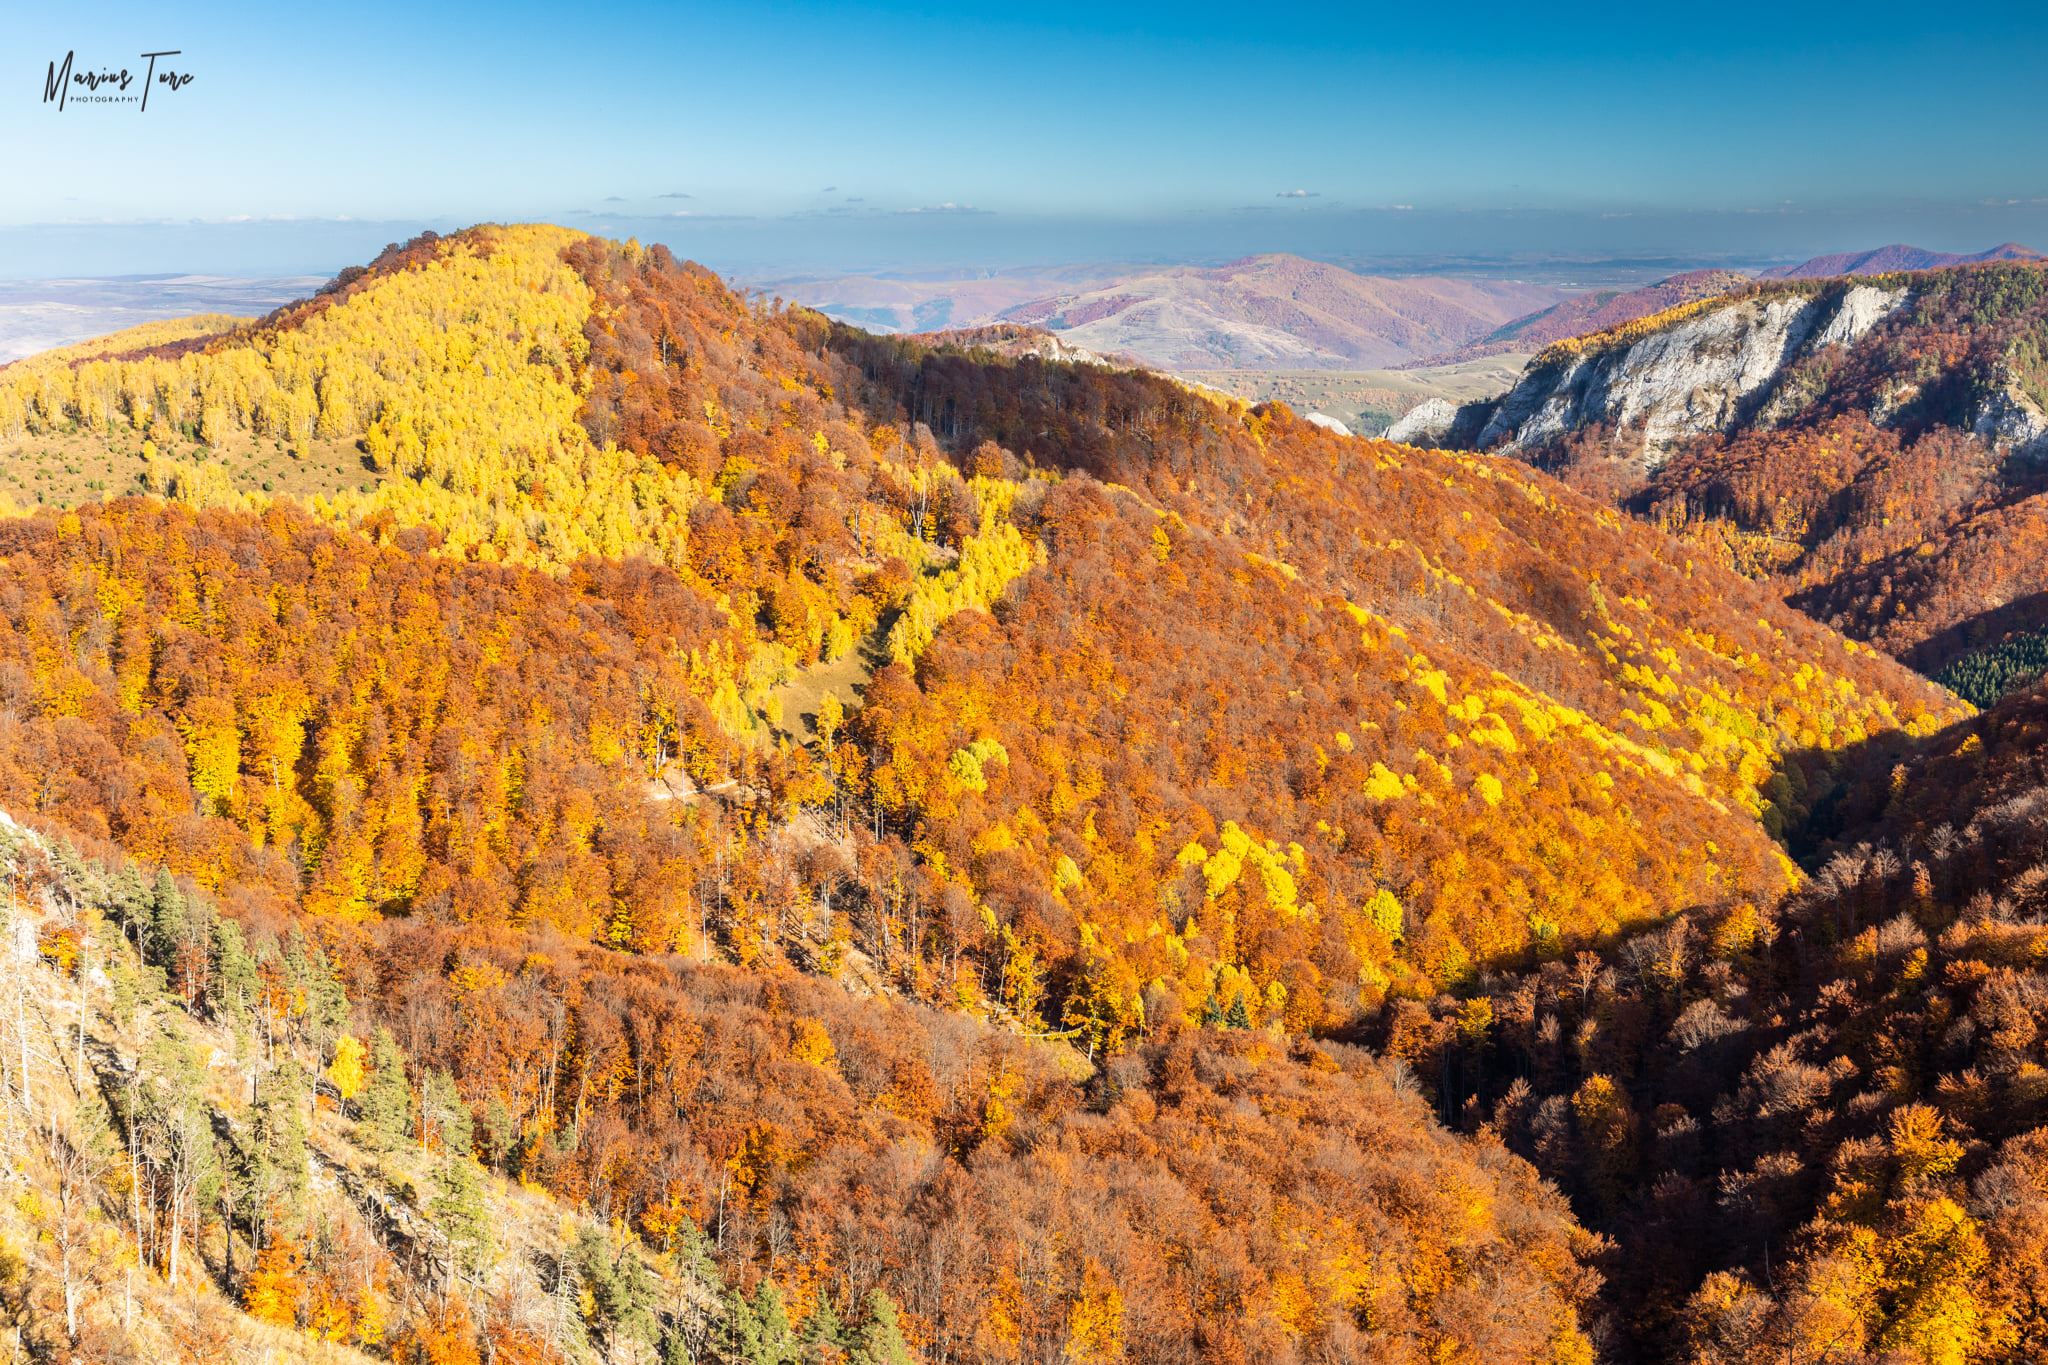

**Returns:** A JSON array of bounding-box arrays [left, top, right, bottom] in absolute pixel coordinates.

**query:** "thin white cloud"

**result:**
[[1276, 189, 1319, 199]]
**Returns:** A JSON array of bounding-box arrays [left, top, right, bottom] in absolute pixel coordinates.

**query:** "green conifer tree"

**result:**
[[799, 1295, 846, 1362], [234, 1061, 311, 1251], [209, 917, 259, 1035], [305, 942, 350, 1046], [430, 1149, 492, 1284], [720, 1279, 799, 1365], [146, 868, 186, 971], [847, 1291, 912, 1365], [357, 1026, 413, 1150], [109, 861, 151, 936], [575, 1224, 662, 1353], [420, 1067, 474, 1155]]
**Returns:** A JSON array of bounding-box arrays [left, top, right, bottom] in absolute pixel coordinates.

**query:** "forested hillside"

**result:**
[[0, 224, 1992, 1362], [1367, 253, 2048, 1362], [1387, 675, 2048, 1362], [0, 801, 1608, 1364], [1637, 265, 2048, 703], [1426, 261, 2048, 708]]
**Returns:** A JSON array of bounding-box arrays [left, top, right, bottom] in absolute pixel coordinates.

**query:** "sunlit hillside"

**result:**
[[0, 224, 1996, 1364]]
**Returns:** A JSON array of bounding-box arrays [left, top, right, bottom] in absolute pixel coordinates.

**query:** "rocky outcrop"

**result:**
[[1970, 377, 2048, 461], [1386, 397, 1458, 446], [1430, 283, 1909, 467], [919, 323, 1118, 368]]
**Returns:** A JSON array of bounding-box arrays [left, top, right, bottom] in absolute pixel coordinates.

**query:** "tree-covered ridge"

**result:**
[[1372, 678, 2048, 1361], [0, 311, 251, 372], [0, 227, 1967, 1024], [0, 500, 758, 946], [0, 227, 1045, 741], [0, 225, 2003, 1362], [1936, 624, 2048, 708], [847, 409, 1960, 1037], [1515, 261, 2048, 697], [1526, 261, 2032, 371], [0, 800, 1600, 1364]]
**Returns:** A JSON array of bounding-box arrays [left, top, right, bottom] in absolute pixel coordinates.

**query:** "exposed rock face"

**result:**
[[1432, 283, 1909, 466], [1303, 411, 1353, 437], [919, 323, 1118, 367], [1386, 397, 1458, 446], [1812, 283, 1905, 348], [1970, 378, 2048, 461]]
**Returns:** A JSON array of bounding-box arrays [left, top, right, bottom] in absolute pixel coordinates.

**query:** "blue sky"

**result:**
[[5, 0, 2046, 276]]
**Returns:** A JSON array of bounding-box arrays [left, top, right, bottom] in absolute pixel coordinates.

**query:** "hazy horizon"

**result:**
[[6, 0, 2045, 281], [2, 207, 2043, 285]]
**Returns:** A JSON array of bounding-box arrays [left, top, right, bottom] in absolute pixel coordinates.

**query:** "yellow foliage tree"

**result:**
[[1066, 1258, 1126, 1364], [327, 1033, 367, 1103]]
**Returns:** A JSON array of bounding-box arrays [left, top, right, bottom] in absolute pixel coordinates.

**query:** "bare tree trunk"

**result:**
[[16, 965, 32, 1124], [73, 939, 87, 1096], [167, 1185, 183, 1287], [58, 1171, 78, 1340]]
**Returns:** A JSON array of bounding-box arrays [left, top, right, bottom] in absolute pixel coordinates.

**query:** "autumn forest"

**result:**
[[1, 223, 2045, 1365]]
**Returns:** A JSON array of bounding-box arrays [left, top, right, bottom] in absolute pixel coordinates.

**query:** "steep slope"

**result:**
[[0, 804, 1598, 1365], [0, 807, 660, 1364], [1410, 262, 2048, 701], [1384, 675, 2048, 1361], [994, 254, 1566, 368], [0, 223, 1976, 1360], [1399, 278, 1913, 462], [1760, 241, 2042, 279]]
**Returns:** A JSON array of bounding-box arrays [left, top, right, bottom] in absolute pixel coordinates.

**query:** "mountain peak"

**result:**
[[987, 254, 1567, 368], [1761, 240, 2044, 278]]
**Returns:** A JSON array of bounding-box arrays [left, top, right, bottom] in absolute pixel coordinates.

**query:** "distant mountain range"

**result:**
[[987, 254, 1567, 368], [763, 253, 1569, 369], [750, 262, 1114, 334], [1421, 268, 1753, 365], [1759, 241, 2043, 278]]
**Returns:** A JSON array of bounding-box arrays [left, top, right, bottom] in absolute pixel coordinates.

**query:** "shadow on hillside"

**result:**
[[1767, 687, 2017, 870], [1899, 590, 2048, 676]]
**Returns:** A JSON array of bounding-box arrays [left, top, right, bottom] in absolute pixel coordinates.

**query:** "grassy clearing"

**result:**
[[1179, 354, 1530, 434], [0, 426, 384, 510]]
